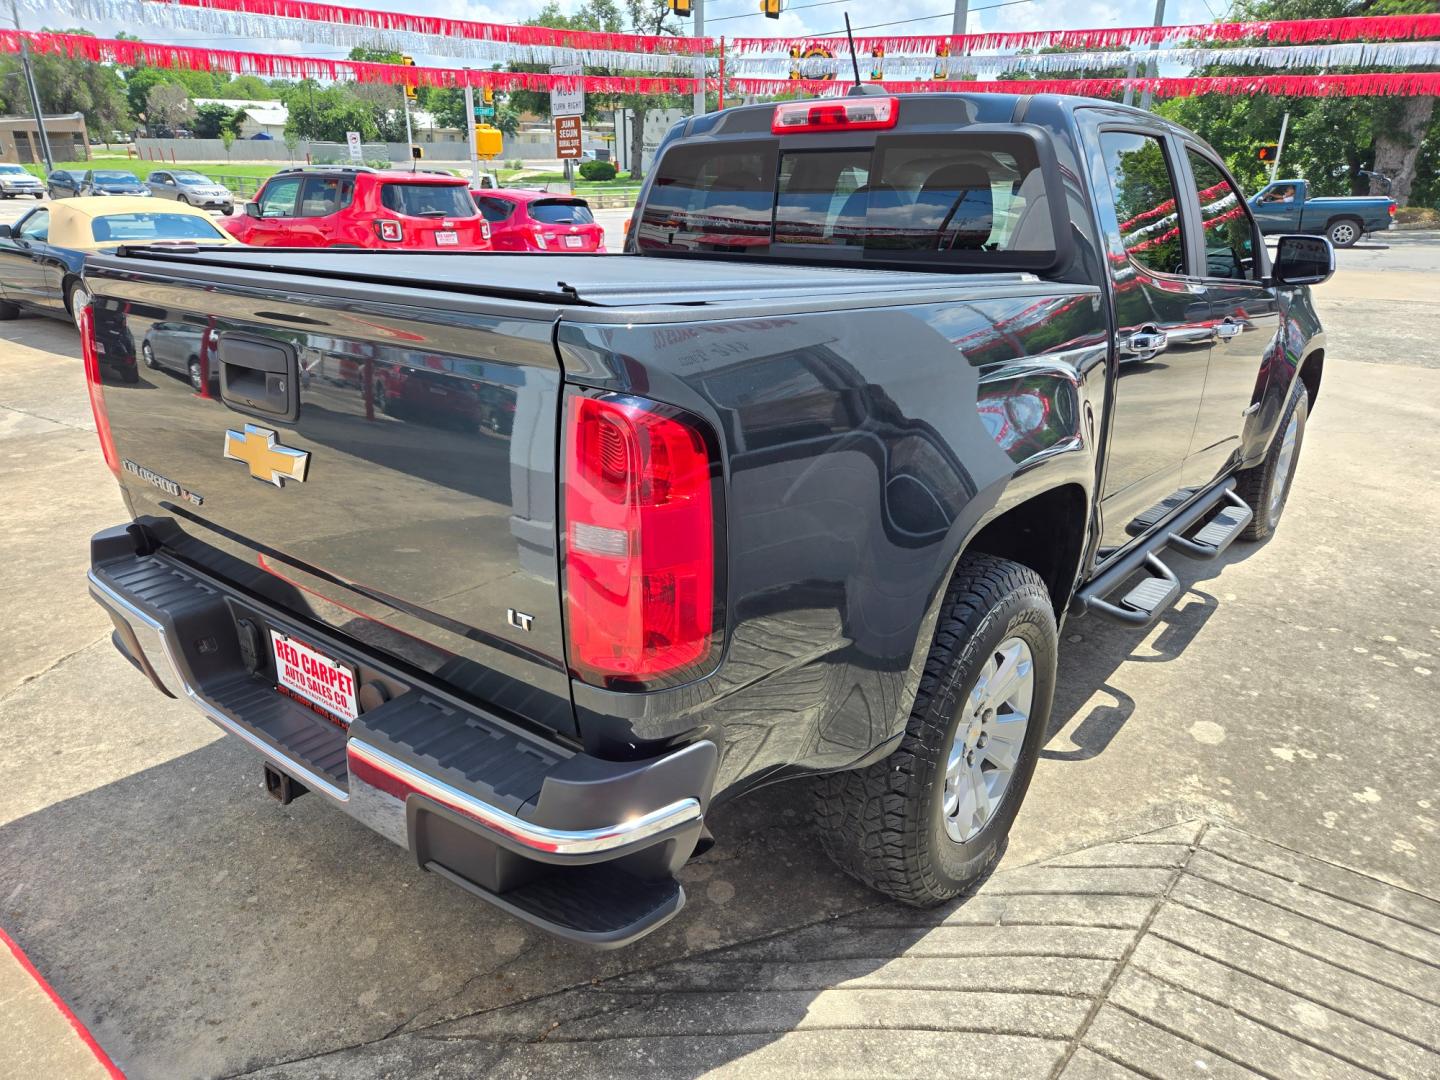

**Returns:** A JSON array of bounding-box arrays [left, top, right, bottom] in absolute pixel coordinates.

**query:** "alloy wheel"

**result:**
[[942, 636, 1034, 844]]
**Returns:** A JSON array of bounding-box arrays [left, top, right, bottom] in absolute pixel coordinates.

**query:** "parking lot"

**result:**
[[1, 226, 1437, 1078]]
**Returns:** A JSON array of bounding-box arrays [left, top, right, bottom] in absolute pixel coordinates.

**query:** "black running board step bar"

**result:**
[[1167, 489, 1253, 560], [1077, 478, 1249, 627], [1085, 552, 1182, 626]]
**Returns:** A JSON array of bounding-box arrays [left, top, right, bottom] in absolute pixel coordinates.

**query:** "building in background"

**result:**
[[0, 113, 90, 164]]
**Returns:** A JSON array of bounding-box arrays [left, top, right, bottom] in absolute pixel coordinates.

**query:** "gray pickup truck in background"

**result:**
[[80, 91, 1332, 947], [1249, 178, 1395, 247]]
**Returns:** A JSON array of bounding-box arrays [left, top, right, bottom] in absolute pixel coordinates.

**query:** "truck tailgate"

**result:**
[[85, 255, 577, 736]]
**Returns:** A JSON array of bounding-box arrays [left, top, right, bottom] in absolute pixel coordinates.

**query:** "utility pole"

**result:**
[[1136, 0, 1167, 111], [10, 1, 54, 172], [1271, 112, 1289, 181], [692, 0, 707, 117], [951, 0, 969, 36], [463, 78, 479, 184], [952, 0, 969, 79]]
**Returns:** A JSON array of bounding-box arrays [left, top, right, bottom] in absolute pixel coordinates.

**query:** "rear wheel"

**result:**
[[187, 358, 203, 391], [812, 554, 1057, 906], [0, 299, 18, 320], [1235, 379, 1309, 541], [1326, 218, 1362, 248], [141, 341, 158, 369], [66, 281, 90, 330]]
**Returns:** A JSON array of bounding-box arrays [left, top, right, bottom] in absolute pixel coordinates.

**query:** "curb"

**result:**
[[0, 926, 126, 1079]]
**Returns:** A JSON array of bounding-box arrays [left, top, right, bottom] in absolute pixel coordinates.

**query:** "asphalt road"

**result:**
[[0, 229, 1437, 1078]]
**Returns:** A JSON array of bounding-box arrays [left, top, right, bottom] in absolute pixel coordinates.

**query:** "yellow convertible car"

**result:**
[[0, 197, 238, 329]]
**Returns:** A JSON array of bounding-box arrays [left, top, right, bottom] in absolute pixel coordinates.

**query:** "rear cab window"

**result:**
[[637, 129, 1063, 271], [379, 182, 474, 218], [92, 213, 227, 243], [530, 200, 595, 225], [1183, 148, 1259, 280]]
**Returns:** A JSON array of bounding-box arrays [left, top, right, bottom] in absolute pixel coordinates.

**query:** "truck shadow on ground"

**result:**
[[0, 535, 1265, 1079], [1040, 534, 1268, 764]]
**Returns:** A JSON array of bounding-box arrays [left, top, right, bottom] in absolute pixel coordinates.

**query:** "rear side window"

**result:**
[[639, 133, 1059, 268], [1184, 149, 1257, 280], [475, 196, 516, 222], [379, 182, 473, 218], [298, 176, 355, 218], [1099, 131, 1186, 277], [530, 199, 595, 225]]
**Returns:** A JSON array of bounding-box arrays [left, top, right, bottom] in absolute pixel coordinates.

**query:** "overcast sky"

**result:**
[[25, 0, 1224, 67]]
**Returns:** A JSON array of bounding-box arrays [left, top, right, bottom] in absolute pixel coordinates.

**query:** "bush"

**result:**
[[1395, 205, 1440, 227], [578, 159, 617, 181]]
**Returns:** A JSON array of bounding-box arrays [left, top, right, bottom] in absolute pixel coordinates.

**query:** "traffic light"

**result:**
[[474, 124, 503, 159], [669, 0, 691, 16], [401, 54, 417, 101], [482, 86, 494, 106], [1257, 144, 1279, 162], [762, 0, 781, 18], [870, 47, 884, 81], [410, 145, 424, 159]]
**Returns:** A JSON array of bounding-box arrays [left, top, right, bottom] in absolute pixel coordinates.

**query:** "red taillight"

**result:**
[[80, 305, 120, 477], [1389, 203, 1397, 217], [772, 96, 898, 134], [563, 394, 720, 688], [375, 219, 403, 242]]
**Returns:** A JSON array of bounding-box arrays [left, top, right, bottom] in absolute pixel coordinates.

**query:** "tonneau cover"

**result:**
[[104, 247, 1039, 308]]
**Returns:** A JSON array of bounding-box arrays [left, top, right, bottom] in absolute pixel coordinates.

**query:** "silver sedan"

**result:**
[[147, 169, 235, 214]]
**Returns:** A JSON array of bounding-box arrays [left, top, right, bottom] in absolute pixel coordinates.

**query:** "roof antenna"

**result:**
[[844, 14, 886, 95], [844, 13, 862, 89]]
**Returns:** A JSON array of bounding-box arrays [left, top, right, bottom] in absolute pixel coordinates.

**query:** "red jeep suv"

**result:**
[[226, 166, 491, 250]]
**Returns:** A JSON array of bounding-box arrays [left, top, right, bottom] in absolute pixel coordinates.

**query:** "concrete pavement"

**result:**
[[0, 235, 1437, 1078]]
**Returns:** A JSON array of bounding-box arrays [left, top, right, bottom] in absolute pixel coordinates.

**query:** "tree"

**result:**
[[0, 30, 130, 135], [1156, 0, 1437, 206], [220, 127, 236, 160], [192, 102, 240, 139], [285, 84, 378, 141], [145, 82, 193, 134]]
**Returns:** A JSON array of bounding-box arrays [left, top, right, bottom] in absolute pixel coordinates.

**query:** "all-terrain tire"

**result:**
[[812, 553, 1057, 907], [1235, 378, 1309, 542]]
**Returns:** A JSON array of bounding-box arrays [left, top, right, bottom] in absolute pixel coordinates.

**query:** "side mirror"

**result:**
[[1272, 234, 1334, 287], [0, 224, 11, 239], [244, 201, 261, 219]]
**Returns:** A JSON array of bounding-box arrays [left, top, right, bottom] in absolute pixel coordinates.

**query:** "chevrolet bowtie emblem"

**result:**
[[223, 424, 310, 488]]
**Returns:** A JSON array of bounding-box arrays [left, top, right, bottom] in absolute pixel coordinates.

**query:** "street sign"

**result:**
[[554, 115, 582, 160], [550, 62, 584, 119], [473, 105, 495, 119], [345, 130, 363, 163]]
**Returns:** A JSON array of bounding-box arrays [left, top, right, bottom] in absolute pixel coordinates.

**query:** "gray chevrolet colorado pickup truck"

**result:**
[[81, 92, 1332, 947]]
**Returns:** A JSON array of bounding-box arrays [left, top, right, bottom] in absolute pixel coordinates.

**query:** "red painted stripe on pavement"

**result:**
[[0, 926, 126, 1079]]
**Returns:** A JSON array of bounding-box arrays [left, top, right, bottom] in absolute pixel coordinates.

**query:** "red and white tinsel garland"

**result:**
[[729, 72, 1440, 98], [22, 0, 709, 73], [0, 30, 703, 93], [732, 12, 1440, 56]]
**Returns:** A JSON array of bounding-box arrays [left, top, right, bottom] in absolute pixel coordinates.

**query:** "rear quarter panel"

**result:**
[[557, 288, 1108, 794]]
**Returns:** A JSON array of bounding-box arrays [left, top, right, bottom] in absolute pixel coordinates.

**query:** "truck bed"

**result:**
[[108, 247, 1047, 311]]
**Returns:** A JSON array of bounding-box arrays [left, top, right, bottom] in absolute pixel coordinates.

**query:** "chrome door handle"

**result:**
[[1215, 318, 1243, 340], [1121, 328, 1169, 357]]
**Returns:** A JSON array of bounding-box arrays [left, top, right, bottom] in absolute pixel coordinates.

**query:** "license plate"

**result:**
[[270, 630, 358, 724], [564, 235, 584, 249], [435, 230, 458, 246]]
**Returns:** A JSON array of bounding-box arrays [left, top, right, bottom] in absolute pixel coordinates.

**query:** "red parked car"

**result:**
[[226, 166, 491, 250], [471, 189, 606, 252]]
